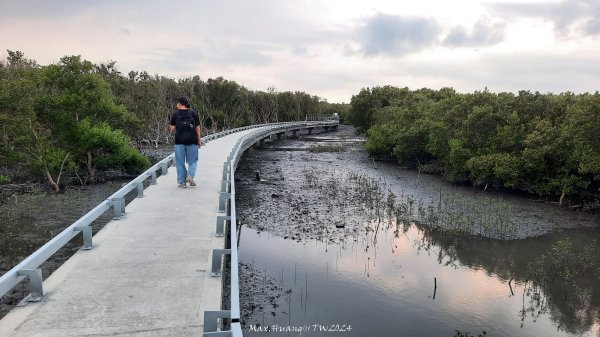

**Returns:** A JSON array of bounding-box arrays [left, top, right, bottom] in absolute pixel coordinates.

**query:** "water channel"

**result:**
[[235, 126, 600, 337]]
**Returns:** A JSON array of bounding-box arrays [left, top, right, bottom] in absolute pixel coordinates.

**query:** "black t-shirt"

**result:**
[[170, 109, 200, 145]]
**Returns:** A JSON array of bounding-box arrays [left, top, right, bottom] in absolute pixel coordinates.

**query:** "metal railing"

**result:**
[[0, 119, 339, 336], [0, 122, 278, 302], [0, 152, 174, 302], [203, 120, 338, 336]]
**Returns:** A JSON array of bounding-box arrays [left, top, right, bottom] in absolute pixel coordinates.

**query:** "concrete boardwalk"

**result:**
[[0, 128, 259, 337]]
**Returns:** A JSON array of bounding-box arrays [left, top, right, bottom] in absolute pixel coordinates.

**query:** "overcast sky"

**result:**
[[1, 0, 599, 103]]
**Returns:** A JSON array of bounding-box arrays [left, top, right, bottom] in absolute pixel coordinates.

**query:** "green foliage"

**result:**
[[209, 110, 227, 129], [350, 85, 600, 203], [528, 238, 598, 281], [348, 86, 410, 134], [1, 50, 332, 188], [0, 50, 149, 188], [527, 238, 598, 307], [365, 123, 399, 158], [445, 139, 471, 183], [0, 50, 40, 166], [77, 119, 149, 172], [0, 175, 10, 184], [308, 144, 345, 153], [466, 153, 521, 188], [564, 93, 600, 178]]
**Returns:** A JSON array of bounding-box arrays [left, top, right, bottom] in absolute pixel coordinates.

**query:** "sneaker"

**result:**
[[186, 176, 196, 187], [178, 182, 187, 188]]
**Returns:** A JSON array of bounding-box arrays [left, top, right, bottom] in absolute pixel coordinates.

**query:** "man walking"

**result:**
[[169, 96, 201, 188]]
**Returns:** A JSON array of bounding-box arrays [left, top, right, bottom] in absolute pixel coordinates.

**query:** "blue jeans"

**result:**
[[174, 144, 198, 184]]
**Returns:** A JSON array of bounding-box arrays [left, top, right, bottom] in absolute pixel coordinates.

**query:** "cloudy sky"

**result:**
[[1, 0, 599, 103]]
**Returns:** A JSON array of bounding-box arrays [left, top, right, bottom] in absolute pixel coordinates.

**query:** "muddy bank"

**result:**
[[0, 180, 141, 318], [236, 126, 598, 243], [237, 262, 290, 327]]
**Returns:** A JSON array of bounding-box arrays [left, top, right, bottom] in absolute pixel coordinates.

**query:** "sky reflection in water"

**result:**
[[239, 220, 600, 337]]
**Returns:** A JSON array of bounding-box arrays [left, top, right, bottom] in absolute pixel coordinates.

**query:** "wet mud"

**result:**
[[236, 125, 598, 243], [0, 181, 138, 318], [238, 262, 290, 327]]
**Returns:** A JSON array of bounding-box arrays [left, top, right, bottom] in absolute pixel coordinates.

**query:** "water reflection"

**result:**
[[239, 221, 600, 337]]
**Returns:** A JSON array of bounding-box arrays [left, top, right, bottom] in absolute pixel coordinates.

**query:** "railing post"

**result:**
[[160, 162, 168, 175], [215, 215, 231, 237], [110, 197, 125, 219], [221, 180, 230, 193], [133, 182, 144, 197], [222, 162, 230, 181], [75, 225, 93, 250], [203, 310, 231, 334], [219, 193, 231, 213], [211, 249, 231, 276], [149, 171, 157, 185], [17, 269, 43, 302]]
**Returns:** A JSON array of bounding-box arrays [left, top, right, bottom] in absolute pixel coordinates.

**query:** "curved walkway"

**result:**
[[0, 122, 335, 337]]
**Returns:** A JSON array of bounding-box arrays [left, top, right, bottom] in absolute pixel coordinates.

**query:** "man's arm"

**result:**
[[169, 112, 176, 131], [193, 111, 201, 147], [196, 126, 202, 147]]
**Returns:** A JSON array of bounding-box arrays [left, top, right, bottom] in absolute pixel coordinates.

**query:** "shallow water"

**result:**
[[236, 125, 600, 337], [239, 225, 600, 337]]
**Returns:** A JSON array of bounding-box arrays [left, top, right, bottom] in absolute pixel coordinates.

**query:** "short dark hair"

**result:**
[[177, 96, 190, 108]]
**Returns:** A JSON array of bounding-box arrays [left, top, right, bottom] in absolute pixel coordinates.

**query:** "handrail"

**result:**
[[0, 118, 339, 334], [206, 119, 339, 336], [0, 153, 177, 300], [229, 157, 242, 334], [0, 122, 279, 301]]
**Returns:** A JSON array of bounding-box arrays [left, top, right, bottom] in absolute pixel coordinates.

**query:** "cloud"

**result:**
[[488, 0, 600, 38], [0, 0, 124, 19], [583, 17, 600, 35], [481, 54, 600, 94], [1, 0, 599, 103], [398, 51, 600, 94], [443, 18, 506, 47], [190, 1, 342, 54], [206, 43, 273, 66], [142, 43, 273, 73], [0, 0, 77, 19], [357, 14, 440, 56]]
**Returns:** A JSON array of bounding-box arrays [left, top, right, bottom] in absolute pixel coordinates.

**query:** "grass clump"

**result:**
[[308, 144, 345, 153]]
